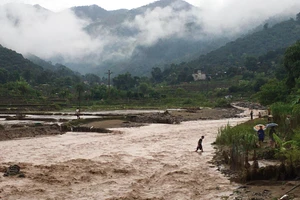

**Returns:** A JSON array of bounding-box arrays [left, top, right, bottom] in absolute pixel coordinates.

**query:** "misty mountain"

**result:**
[[0, 44, 83, 88], [26, 54, 57, 71], [192, 15, 300, 74], [71, 5, 110, 22], [67, 0, 237, 76], [1, 0, 300, 78], [143, 13, 300, 84], [0, 44, 51, 84], [0, 44, 43, 77], [26, 54, 78, 74], [66, 0, 300, 76], [33, 4, 52, 13], [72, 0, 193, 25]]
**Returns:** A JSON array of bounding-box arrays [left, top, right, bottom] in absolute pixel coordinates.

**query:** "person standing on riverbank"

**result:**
[[195, 136, 204, 152], [269, 126, 276, 148], [250, 110, 253, 120], [257, 126, 265, 147], [75, 108, 80, 119]]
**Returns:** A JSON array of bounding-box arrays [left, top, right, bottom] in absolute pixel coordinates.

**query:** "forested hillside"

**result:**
[[0, 45, 43, 84], [70, 0, 232, 76], [0, 45, 84, 85], [0, 45, 103, 107], [149, 12, 300, 83], [196, 15, 300, 74]]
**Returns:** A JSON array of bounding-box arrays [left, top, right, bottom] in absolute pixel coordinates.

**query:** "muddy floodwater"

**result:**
[[0, 118, 248, 200]]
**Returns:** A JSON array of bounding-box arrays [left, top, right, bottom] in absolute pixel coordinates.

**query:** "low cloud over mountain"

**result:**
[[0, 0, 300, 75]]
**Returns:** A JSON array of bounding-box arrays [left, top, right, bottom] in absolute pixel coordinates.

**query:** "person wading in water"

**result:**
[[195, 136, 204, 152]]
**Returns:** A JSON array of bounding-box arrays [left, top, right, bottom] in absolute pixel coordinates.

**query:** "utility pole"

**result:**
[[106, 70, 113, 98]]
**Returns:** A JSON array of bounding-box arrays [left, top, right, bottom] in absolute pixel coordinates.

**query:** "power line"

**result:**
[[106, 70, 113, 97]]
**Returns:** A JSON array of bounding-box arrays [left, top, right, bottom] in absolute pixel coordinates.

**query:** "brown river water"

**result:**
[[0, 117, 249, 200]]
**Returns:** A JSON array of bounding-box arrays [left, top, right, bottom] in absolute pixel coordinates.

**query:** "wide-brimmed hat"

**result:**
[[253, 124, 266, 131]]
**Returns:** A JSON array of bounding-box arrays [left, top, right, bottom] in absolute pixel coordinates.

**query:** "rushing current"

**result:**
[[0, 116, 249, 200]]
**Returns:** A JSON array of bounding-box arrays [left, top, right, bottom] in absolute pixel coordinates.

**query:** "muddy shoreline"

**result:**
[[212, 146, 300, 200], [0, 106, 243, 141]]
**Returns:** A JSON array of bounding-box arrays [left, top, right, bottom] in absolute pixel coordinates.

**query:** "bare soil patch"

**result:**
[[0, 124, 62, 141], [0, 106, 243, 141], [84, 107, 243, 129]]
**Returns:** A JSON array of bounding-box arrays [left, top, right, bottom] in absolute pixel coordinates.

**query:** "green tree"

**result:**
[[84, 73, 100, 85], [22, 70, 31, 82], [151, 67, 163, 83], [0, 68, 8, 84], [284, 41, 300, 89], [9, 70, 20, 82], [90, 85, 107, 100], [256, 79, 289, 105], [58, 89, 70, 99], [76, 83, 84, 107], [296, 12, 300, 22], [244, 56, 258, 71], [253, 78, 267, 92], [113, 73, 138, 90], [139, 83, 149, 96], [227, 66, 240, 77], [17, 81, 30, 96], [35, 70, 53, 84]]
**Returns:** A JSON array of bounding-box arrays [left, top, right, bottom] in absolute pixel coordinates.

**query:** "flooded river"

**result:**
[[0, 117, 248, 200]]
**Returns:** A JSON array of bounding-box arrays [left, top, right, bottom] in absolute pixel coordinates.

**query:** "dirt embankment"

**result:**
[[0, 106, 243, 141], [0, 124, 62, 141], [86, 107, 243, 129]]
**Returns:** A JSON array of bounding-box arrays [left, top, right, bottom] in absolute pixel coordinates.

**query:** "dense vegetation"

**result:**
[[0, 45, 109, 108], [213, 35, 300, 182], [215, 101, 300, 182]]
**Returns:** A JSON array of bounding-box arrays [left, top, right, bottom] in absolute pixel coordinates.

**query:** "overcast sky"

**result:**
[[0, 0, 201, 11]]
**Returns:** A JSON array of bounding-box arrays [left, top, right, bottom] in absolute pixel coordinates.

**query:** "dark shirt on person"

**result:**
[[257, 129, 265, 141], [198, 138, 203, 146], [196, 137, 204, 152]]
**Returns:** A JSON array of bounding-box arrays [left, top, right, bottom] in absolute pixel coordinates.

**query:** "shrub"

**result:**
[[215, 98, 230, 108], [182, 98, 193, 105]]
